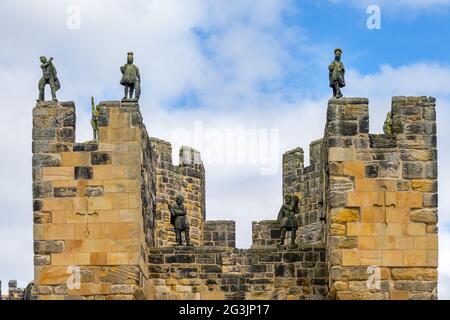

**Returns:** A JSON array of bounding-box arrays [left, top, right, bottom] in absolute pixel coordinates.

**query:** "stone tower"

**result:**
[[323, 97, 438, 299], [32, 100, 207, 299]]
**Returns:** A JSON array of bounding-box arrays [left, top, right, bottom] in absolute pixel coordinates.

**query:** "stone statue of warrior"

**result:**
[[164, 195, 192, 246], [120, 52, 141, 101], [277, 194, 299, 245], [91, 97, 100, 140], [37, 56, 61, 101], [329, 48, 345, 99]]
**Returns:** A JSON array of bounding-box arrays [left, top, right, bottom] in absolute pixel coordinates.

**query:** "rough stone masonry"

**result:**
[[31, 96, 438, 300]]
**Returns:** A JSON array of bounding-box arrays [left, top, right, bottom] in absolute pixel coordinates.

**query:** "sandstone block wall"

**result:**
[[148, 246, 327, 300], [203, 221, 236, 247], [32, 101, 152, 300], [324, 97, 438, 300], [252, 220, 282, 246], [151, 139, 205, 246]]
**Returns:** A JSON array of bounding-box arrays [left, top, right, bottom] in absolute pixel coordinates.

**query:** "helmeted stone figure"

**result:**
[[329, 48, 345, 99], [120, 52, 141, 101], [37, 56, 61, 101], [164, 195, 192, 246], [91, 97, 100, 141], [277, 194, 299, 245]]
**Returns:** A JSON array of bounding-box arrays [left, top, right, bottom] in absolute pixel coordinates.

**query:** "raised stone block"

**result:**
[[330, 208, 359, 223], [34, 240, 65, 254], [74, 142, 98, 152], [33, 181, 53, 198], [91, 152, 111, 166], [57, 128, 75, 143], [328, 121, 358, 136], [410, 209, 438, 224], [54, 187, 77, 198], [33, 154, 62, 167], [329, 147, 356, 162], [33, 128, 56, 140], [74, 167, 93, 180]]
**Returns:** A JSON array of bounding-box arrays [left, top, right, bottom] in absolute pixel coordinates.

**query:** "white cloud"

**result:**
[[0, 0, 313, 292]]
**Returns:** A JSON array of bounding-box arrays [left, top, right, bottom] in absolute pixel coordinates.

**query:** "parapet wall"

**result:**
[[148, 245, 327, 300], [151, 138, 205, 246], [203, 221, 236, 248], [252, 220, 282, 246], [324, 97, 438, 300]]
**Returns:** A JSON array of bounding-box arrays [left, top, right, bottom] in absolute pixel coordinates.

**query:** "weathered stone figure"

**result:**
[[277, 194, 299, 245], [164, 195, 192, 246], [329, 48, 345, 99], [37, 56, 60, 101], [91, 97, 100, 140], [120, 52, 141, 101], [383, 111, 393, 135]]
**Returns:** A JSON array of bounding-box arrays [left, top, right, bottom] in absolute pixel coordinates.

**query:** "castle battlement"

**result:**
[[31, 97, 438, 300], [323, 97, 438, 300]]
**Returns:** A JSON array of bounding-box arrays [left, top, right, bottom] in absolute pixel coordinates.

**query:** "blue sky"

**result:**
[[0, 0, 449, 299], [298, 1, 450, 71]]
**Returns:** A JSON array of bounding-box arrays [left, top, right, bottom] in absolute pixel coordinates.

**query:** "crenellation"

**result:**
[[309, 139, 323, 165], [282, 147, 304, 198], [252, 221, 282, 246], [150, 138, 205, 247], [29, 95, 438, 300], [203, 221, 236, 248]]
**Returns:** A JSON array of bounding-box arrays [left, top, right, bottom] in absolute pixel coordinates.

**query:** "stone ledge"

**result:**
[[204, 220, 235, 226], [149, 246, 226, 254], [34, 101, 75, 109], [392, 96, 435, 104], [283, 147, 304, 156], [252, 220, 279, 225], [99, 101, 139, 108], [150, 244, 327, 255], [328, 97, 369, 105]]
